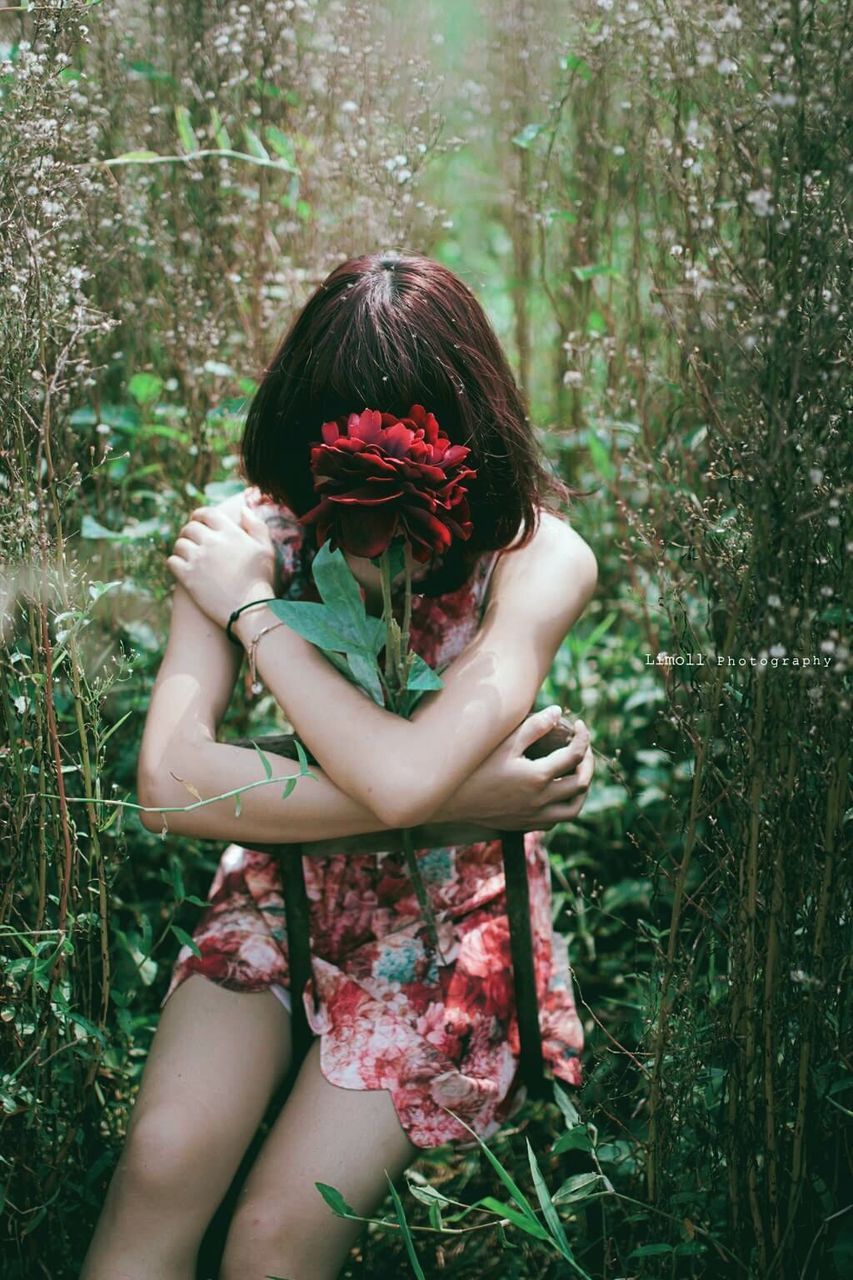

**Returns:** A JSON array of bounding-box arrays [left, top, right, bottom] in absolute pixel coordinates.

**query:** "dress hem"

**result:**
[[159, 967, 583, 1151]]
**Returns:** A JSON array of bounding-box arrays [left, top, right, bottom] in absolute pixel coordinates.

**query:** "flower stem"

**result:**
[[379, 544, 443, 957], [400, 827, 446, 963], [401, 554, 414, 688], [379, 549, 399, 697]]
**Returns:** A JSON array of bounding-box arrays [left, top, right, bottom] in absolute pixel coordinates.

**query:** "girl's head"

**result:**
[[241, 249, 580, 592]]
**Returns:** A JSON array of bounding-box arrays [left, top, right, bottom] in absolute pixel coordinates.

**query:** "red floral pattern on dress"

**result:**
[[160, 487, 585, 1148]]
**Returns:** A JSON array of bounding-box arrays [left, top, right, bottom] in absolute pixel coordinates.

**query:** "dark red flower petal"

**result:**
[[326, 483, 404, 506], [338, 505, 399, 558], [306, 403, 477, 560]]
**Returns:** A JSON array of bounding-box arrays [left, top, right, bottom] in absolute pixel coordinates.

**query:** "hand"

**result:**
[[166, 504, 276, 631], [447, 706, 594, 831]]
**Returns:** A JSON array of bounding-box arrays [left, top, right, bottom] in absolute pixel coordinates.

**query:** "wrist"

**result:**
[[230, 588, 276, 648], [238, 580, 276, 612]]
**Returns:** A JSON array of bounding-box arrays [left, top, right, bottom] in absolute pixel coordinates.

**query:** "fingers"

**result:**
[[177, 520, 206, 544], [189, 506, 228, 528], [171, 536, 198, 560], [536, 772, 594, 824], [165, 553, 187, 581], [241, 505, 274, 545], [535, 720, 590, 781], [513, 704, 562, 753], [536, 797, 587, 826], [541, 743, 594, 805]]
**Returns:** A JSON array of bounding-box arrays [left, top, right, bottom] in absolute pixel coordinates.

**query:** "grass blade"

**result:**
[[441, 1109, 543, 1234], [385, 1172, 426, 1280], [526, 1138, 592, 1277]]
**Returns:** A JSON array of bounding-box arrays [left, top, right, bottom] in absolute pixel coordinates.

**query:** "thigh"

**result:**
[[131, 973, 291, 1133], [221, 1037, 420, 1280], [118, 974, 292, 1199]]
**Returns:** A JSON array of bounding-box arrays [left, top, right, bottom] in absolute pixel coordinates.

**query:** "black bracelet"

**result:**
[[225, 597, 276, 646]]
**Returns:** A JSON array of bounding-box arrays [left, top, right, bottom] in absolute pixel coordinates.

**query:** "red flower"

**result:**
[[300, 405, 477, 562]]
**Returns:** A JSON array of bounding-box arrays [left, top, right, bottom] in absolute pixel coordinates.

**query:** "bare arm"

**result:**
[[137, 583, 405, 842]]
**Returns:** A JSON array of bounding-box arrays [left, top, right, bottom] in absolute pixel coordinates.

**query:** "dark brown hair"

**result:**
[[241, 249, 584, 593]]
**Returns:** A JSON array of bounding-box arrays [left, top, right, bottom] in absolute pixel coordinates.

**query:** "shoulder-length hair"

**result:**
[[241, 249, 585, 594]]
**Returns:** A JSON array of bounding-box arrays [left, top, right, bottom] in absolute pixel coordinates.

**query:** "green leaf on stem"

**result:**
[[385, 1173, 426, 1280], [293, 737, 313, 776], [267, 599, 355, 651], [174, 104, 199, 154], [477, 1196, 551, 1242], [346, 651, 385, 705], [315, 1183, 359, 1219], [252, 740, 273, 780], [170, 925, 201, 958], [406, 653, 443, 691], [552, 1126, 594, 1155], [311, 542, 385, 652]]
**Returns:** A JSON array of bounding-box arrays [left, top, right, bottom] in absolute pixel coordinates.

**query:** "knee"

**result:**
[[220, 1197, 338, 1280], [114, 1106, 210, 1206]]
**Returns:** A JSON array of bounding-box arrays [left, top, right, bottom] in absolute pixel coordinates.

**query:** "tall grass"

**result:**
[[0, 1, 849, 1277]]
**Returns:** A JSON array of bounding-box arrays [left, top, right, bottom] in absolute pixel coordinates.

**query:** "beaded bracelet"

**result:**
[[225, 597, 276, 646]]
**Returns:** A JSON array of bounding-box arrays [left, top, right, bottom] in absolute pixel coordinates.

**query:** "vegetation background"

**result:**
[[0, 1, 849, 1277]]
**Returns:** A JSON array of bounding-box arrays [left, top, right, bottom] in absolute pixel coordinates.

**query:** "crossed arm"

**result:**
[[137, 500, 598, 839], [228, 511, 597, 827]]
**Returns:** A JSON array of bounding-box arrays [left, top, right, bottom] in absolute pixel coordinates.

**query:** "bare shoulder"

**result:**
[[499, 510, 597, 591], [536, 510, 597, 577], [482, 510, 598, 642]]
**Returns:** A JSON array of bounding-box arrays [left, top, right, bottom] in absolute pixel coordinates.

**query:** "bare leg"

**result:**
[[80, 975, 291, 1280], [219, 1038, 421, 1280]]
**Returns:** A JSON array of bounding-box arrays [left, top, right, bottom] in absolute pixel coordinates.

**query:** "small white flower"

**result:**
[[746, 188, 774, 217]]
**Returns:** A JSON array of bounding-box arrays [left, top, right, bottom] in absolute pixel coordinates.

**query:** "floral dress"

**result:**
[[160, 487, 585, 1149]]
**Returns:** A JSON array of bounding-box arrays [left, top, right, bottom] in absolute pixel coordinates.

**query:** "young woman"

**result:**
[[81, 250, 598, 1280]]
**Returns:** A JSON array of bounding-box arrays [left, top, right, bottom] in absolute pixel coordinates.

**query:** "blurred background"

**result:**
[[0, 1, 849, 1276]]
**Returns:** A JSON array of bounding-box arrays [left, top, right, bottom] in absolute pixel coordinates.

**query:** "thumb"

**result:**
[[241, 506, 271, 540], [514, 704, 562, 754]]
